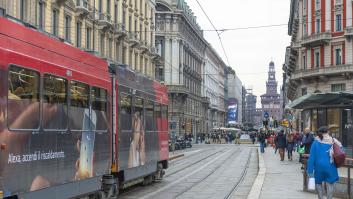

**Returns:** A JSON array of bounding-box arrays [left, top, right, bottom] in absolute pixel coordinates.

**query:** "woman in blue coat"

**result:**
[[307, 127, 342, 199]]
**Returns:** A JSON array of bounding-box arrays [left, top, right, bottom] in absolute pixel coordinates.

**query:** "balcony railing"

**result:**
[[75, 0, 91, 15], [128, 32, 139, 47], [139, 40, 148, 52], [301, 32, 331, 47], [168, 85, 189, 95], [114, 23, 127, 39], [345, 27, 353, 37], [97, 13, 113, 29], [291, 64, 353, 80]]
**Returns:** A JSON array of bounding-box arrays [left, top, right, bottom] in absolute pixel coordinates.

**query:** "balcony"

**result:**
[[149, 46, 159, 58], [75, 0, 91, 17], [97, 13, 113, 30], [290, 64, 353, 81], [301, 32, 331, 48], [345, 27, 353, 38], [168, 85, 189, 96], [114, 23, 127, 39], [128, 32, 139, 47], [139, 41, 149, 52]]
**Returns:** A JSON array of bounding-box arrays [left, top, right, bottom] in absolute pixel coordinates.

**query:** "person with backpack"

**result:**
[[275, 130, 287, 161], [307, 126, 343, 199]]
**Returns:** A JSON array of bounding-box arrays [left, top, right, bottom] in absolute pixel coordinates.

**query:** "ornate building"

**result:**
[[155, 0, 208, 138], [204, 46, 227, 132], [0, 0, 157, 78], [261, 61, 281, 120]]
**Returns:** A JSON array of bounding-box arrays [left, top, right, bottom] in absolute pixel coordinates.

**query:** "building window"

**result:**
[[316, 19, 320, 33], [114, 4, 118, 23], [314, 50, 320, 67], [336, 14, 342, 31], [65, 15, 71, 41], [302, 88, 307, 96], [52, 9, 59, 36], [303, 0, 307, 13], [76, 22, 82, 47], [107, 0, 111, 14], [315, 0, 320, 10], [38, 1, 45, 29], [331, 83, 346, 92], [123, 46, 126, 64], [115, 42, 119, 61], [100, 34, 105, 57], [303, 54, 307, 69], [135, 53, 138, 70], [109, 38, 113, 59], [98, 0, 102, 13], [86, 27, 91, 49], [303, 23, 307, 36], [335, 48, 342, 65], [129, 49, 133, 67], [20, 0, 27, 21]]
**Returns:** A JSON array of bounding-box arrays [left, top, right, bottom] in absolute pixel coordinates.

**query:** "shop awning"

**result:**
[[288, 91, 353, 109]]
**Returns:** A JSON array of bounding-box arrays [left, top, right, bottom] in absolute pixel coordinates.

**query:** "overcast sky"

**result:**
[[185, 0, 291, 107]]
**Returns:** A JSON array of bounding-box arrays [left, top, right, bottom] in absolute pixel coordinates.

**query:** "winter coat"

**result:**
[[275, 133, 287, 149]]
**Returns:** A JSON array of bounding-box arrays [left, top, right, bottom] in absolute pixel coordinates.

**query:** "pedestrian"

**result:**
[[258, 133, 266, 153], [286, 131, 295, 161], [275, 130, 287, 161], [307, 126, 342, 199], [302, 128, 314, 154]]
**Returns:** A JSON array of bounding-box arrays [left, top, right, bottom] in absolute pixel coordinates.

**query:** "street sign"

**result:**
[[264, 112, 269, 118]]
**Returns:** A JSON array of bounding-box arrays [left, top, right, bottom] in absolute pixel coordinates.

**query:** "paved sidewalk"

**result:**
[[258, 147, 318, 199]]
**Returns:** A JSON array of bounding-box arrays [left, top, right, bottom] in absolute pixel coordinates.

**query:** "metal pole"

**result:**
[[348, 166, 351, 199]]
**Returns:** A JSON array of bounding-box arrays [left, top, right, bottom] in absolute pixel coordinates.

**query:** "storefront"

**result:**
[[290, 92, 353, 158]]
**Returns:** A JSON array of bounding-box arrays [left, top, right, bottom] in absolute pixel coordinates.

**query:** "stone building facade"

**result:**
[[155, 0, 208, 138], [261, 61, 281, 120], [0, 0, 157, 77], [204, 46, 227, 132]]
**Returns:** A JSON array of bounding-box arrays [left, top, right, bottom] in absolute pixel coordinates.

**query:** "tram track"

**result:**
[[172, 147, 242, 199], [223, 148, 253, 199], [165, 146, 232, 177], [118, 146, 233, 198]]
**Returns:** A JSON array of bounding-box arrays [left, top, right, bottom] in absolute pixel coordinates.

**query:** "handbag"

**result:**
[[298, 145, 305, 154], [332, 138, 346, 168], [308, 177, 315, 191]]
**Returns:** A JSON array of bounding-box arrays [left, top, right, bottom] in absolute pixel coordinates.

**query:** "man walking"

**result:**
[[275, 130, 287, 161], [258, 132, 266, 153]]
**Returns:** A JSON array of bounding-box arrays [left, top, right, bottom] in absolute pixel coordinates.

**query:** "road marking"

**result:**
[[139, 148, 235, 199]]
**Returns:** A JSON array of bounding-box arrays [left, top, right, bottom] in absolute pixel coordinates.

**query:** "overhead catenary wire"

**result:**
[[194, 0, 231, 67]]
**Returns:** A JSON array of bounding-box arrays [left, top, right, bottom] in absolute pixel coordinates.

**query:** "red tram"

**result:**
[[0, 15, 168, 199]]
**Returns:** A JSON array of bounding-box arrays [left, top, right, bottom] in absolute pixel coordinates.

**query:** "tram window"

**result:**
[[161, 105, 168, 118], [69, 80, 89, 131], [7, 65, 40, 130], [133, 97, 144, 131], [43, 74, 68, 130], [92, 87, 108, 131], [119, 93, 132, 130], [145, 100, 154, 131], [154, 103, 161, 118]]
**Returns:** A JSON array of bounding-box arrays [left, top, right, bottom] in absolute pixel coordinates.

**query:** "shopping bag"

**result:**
[[298, 146, 305, 154], [308, 177, 315, 191]]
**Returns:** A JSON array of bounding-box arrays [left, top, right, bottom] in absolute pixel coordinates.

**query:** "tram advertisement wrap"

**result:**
[[0, 69, 110, 197]]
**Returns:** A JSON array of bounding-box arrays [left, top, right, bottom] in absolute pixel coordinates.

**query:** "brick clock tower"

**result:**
[[261, 61, 281, 120]]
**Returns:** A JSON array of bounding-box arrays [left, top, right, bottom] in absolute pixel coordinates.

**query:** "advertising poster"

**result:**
[[228, 98, 238, 124]]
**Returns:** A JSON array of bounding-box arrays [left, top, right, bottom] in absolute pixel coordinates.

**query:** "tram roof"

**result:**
[[288, 91, 353, 109]]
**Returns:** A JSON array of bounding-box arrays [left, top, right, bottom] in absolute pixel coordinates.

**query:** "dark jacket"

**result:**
[[302, 133, 314, 154], [275, 133, 287, 149], [258, 134, 266, 143]]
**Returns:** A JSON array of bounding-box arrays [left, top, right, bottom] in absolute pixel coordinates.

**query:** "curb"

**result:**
[[247, 148, 266, 199], [168, 154, 184, 161]]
